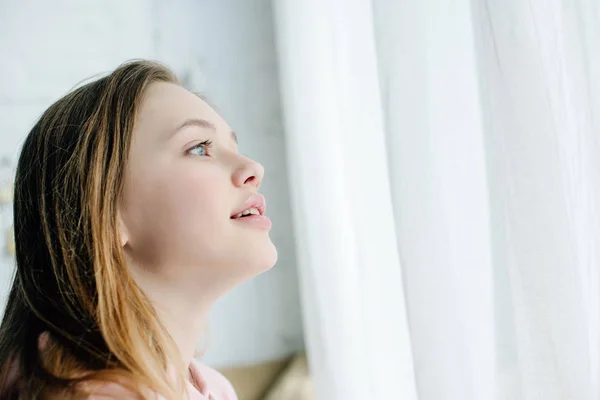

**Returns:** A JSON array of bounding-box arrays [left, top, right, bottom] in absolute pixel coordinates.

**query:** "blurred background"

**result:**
[[0, 1, 307, 399], [1, 1, 599, 400]]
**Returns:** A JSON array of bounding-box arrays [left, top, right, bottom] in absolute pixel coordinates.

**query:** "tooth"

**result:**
[[233, 207, 260, 219]]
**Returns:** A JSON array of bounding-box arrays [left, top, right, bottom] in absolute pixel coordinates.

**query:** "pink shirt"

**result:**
[[183, 360, 238, 400], [4, 333, 238, 399], [88, 360, 238, 400], [3, 358, 237, 400]]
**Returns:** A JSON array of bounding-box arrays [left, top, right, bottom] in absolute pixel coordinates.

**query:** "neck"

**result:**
[[125, 254, 240, 368], [152, 291, 213, 366], [132, 271, 226, 367]]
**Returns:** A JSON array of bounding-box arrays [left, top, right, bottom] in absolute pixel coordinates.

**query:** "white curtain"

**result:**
[[272, 0, 600, 399]]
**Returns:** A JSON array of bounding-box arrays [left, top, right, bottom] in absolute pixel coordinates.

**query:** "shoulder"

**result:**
[[191, 360, 238, 400], [82, 382, 144, 400]]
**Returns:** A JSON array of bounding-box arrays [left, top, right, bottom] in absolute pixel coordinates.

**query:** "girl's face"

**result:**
[[119, 82, 277, 294]]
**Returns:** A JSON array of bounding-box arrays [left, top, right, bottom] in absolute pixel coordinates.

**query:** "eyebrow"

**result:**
[[173, 118, 238, 145]]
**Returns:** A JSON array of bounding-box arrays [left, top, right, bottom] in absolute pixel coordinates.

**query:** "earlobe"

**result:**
[[117, 213, 129, 247]]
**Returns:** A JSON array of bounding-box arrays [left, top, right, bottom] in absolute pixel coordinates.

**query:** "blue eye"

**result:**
[[188, 140, 213, 156]]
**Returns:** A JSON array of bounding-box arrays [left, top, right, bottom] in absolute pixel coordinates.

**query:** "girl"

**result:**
[[0, 60, 277, 399]]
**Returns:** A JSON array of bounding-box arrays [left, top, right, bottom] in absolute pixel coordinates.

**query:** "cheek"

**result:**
[[172, 168, 225, 208], [123, 168, 230, 251]]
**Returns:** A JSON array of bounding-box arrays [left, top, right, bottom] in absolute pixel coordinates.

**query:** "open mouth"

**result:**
[[230, 207, 261, 219], [229, 194, 271, 229]]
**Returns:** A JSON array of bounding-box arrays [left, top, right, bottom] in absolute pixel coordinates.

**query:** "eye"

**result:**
[[187, 140, 213, 157]]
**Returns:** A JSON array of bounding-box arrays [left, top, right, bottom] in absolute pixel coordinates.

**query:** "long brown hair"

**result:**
[[0, 60, 190, 399]]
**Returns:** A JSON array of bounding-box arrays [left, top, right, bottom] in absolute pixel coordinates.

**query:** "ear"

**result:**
[[117, 212, 130, 248]]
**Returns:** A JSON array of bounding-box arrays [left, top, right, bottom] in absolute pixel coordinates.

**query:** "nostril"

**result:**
[[233, 160, 263, 188]]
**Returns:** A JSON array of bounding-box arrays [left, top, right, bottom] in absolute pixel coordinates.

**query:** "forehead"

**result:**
[[134, 82, 231, 140]]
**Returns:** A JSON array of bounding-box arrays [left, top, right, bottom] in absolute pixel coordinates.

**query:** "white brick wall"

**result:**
[[0, 0, 304, 367]]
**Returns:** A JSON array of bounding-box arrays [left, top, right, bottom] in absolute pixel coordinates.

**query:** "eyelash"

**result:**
[[187, 139, 213, 156]]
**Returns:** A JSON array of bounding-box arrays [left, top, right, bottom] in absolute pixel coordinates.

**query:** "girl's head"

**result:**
[[0, 60, 277, 398]]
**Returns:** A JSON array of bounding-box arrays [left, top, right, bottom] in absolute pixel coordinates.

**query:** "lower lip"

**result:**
[[231, 215, 272, 229]]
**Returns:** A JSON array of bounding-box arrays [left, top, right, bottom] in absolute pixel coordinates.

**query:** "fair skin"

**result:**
[[118, 82, 278, 369]]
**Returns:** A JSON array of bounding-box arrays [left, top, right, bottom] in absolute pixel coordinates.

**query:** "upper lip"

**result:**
[[230, 193, 266, 218]]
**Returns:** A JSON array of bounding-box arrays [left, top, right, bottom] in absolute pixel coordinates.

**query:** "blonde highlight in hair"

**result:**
[[0, 60, 190, 399]]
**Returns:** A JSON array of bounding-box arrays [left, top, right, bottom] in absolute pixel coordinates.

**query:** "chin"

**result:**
[[243, 239, 278, 276], [257, 240, 279, 272]]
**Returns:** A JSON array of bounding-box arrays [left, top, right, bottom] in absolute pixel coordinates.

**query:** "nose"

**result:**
[[232, 156, 264, 189]]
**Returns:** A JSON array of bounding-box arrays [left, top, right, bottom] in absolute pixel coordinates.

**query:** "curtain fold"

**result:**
[[372, 0, 496, 399], [272, 1, 417, 399], [472, 1, 600, 399]]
